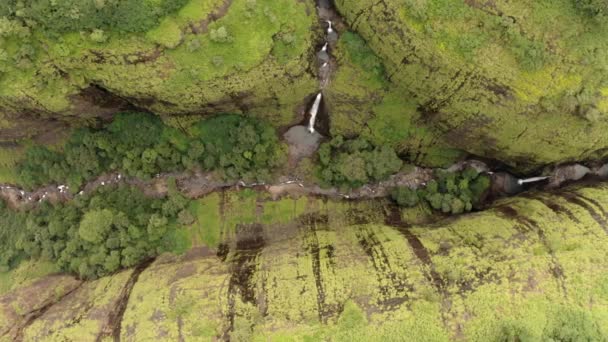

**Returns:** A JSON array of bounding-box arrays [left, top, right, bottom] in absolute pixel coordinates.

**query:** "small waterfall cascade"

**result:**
[[517, 176, 549, 185], [308, 93, 323, 133], [326, 20, 334, 34]]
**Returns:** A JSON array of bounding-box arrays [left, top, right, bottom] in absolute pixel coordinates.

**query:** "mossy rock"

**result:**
[[0, 0, 318, 142], [335, 0, 608, 169], [4, 185, 608, 340]]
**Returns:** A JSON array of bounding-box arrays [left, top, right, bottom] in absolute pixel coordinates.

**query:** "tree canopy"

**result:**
[[18, 112, 286, 190], [317, 135, 402, 189], [0, 184, 191, 279]]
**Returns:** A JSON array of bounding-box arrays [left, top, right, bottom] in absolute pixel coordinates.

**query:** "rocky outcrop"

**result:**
[[2, 184, 608, 340], [0, 0, 318, 142], [334, 0, 608, 169]]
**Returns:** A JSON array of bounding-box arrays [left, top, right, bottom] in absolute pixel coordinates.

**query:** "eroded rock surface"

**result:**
[[3, 184, 608, 341]]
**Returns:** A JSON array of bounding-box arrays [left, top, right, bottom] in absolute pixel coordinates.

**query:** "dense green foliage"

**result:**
[[18, 112, 286, 190], [391, 168, 490, 215], [317, 136, 402, 189], [0, 184, 190, 279], [0, 0, 188, 34], [191, 114, 287, 182]]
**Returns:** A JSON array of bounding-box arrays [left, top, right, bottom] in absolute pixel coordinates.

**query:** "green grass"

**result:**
[[0, 146, 24, 184], [0, 260, 59, 295], [189, 193, 222, 247], [167, 0, 312, 81]]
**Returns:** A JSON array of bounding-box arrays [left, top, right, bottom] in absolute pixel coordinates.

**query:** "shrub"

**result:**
[[210, 26, 233, 43], [390, 187, 419, 207]]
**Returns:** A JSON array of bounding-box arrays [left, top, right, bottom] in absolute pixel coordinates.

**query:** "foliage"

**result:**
[[390, 187, 419, 207], [0, 184, 189, 279], [576, 0, 608, 17], [1, 0, 189, 34], [209, 26, 233, 43], [18, 112, 286, 189], [391, 168, 490, 215], [340, 31, 386, 85], [317, 136, 402, 189], [193, 114, 287, 182]]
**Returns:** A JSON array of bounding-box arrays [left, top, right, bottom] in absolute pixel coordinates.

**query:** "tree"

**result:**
[[79, 209, 114, 243], [391, 187, 419, 207]]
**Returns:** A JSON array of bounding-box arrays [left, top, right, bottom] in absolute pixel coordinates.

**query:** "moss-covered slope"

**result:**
[[3, 184, 608, 341], [0, 0, 318, 141], [334, 0, 608, 169]]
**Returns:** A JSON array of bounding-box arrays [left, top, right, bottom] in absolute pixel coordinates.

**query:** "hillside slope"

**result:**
[[334, 0, 608, 169], [2, 184, 608, 341]]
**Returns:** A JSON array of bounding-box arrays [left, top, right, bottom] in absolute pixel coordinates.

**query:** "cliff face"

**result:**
[[0, 0, 318, 141], [333, 0, 608, 169], [2, 184, 608, 341]]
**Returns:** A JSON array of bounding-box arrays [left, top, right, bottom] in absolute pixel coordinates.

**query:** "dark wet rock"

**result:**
[[548, 164, 591, 188], [594, 163, 608, 178], [327, 31, 339, 45], [491, 172, 523, 195], [317, 0, 333, 9], [447, 160, 490, 173], [284, 125, 323, 161], [317, 50, 330, 64]]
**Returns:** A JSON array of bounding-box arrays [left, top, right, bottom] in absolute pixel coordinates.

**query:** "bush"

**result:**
[[576, 0, 608, 17], [210, 26, 233, 43], [391, 187, 419, 207]]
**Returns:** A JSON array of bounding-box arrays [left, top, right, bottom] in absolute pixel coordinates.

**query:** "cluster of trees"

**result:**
[[193, 114, 287, 182], [317, 136, 402, 189], [0, 200, 26, 272], [0, 183, 190, 279], [19, 112, 286, 190], [391, 168, 490, 215], [0, 0, 188, 34]]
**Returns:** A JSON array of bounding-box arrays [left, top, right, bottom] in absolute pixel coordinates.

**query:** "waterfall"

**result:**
[[327, 20, 333, 34], [517, 176, 549, 185], [308, 93, 323, 133]]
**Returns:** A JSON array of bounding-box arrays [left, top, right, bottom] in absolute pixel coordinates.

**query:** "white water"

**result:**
[[308, 93, 323, 133], [517, 176, 549, 185]]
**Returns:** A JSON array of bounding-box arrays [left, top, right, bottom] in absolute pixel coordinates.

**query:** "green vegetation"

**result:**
[[1, 0, 189, 33], [0, 259, 59, 295], [391, 168, 490, 214], [0, 0, 317, 144], [334, 0, 608, 169], [326, 31, 465, 168], [18, 112, 286, 190], [317, 135, 402, 189], [0, 146, 22, 184], [191, 114, 287, 182], [0, 184, 190, 279]]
